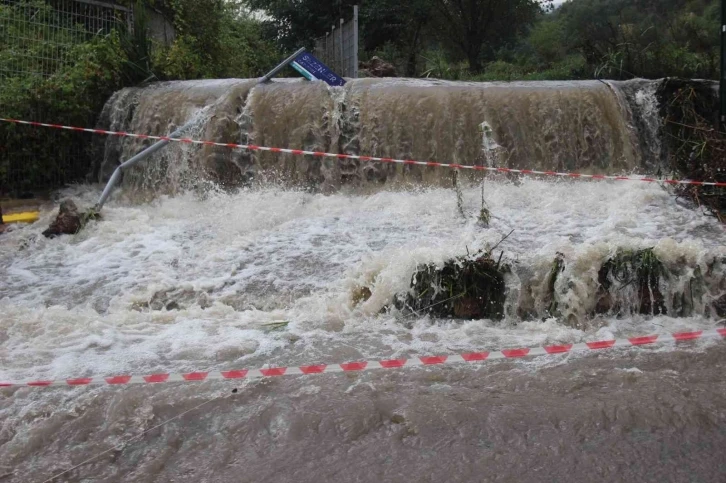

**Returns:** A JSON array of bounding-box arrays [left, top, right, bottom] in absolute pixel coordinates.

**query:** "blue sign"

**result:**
[[293, 52, 346, 86]]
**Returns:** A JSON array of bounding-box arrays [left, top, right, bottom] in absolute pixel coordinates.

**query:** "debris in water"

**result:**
[[351, 285, 372, 306], [454, 174, 491, 226], [261, 320, 290, 332], [453, 170, 467, 219], [545, 252, 565, 317], [134, 288, 213, 311], [713, 294, 726, 318], [478, 185, 491, 227], [42, 199, 101, 238]]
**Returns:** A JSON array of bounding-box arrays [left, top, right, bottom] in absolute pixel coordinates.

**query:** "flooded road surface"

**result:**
[[0, 181, 724, 481], [1, 341, 724, 482]]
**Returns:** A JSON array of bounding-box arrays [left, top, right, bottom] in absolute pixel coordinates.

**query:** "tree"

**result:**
[[243, 0, 359, 50], [357, 0, 436, 76], [432, 0, 549, 72], [556, 0, 719, 79]]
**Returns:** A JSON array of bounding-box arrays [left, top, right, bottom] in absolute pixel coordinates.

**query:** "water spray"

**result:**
[[94, 47, 307, 213], [34, 48, 308, 237]]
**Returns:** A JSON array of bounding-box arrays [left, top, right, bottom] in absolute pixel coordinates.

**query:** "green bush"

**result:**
[[527, 20, 565, 65], [421, 49, 467, 80], [0, 31, 128, 193], [0, 0, 279, 193], [153, 0, 280, 80]]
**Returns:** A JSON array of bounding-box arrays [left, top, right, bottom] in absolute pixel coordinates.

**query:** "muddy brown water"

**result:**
[[1, 343, 725, 483], [2, 77, 725, 482]]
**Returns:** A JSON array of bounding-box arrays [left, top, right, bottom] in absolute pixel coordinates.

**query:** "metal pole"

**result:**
[[259, 47, 306, 83], [721, 0, 726, 126], [95, 48, 307, 211], [353, 5, 359, 79], [338, 19, 344, 74], [95, 123, 191, 209], [331, 25, 336, 71]]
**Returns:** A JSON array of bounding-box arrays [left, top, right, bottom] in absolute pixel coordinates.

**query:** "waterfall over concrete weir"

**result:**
[[94, 78, 663, 193]]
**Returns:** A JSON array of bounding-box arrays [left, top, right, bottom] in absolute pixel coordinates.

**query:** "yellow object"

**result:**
[[2, 211, 40, 224]]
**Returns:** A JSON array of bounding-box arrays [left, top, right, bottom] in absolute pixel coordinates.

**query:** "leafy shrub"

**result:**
[[0, 0, 279, 193], [0, 32, 128, 193]]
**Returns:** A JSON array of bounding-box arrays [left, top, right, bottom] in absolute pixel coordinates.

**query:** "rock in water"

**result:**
[[714, 294, 726, 318], [43, 199, 82, 238]]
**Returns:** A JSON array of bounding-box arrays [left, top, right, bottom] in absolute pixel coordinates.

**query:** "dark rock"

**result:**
[[351, 286, 372, 306], [43, 199, 82, 238], [143, 288, 212, 311], [360, 56, 398, 78], [594, 293, 614, 314]]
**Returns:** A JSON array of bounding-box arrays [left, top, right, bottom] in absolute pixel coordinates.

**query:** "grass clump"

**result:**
[[396, 239, 512, 320], [597, 248, 667, 315]]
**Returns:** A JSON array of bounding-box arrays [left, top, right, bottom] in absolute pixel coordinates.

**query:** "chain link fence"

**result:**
[[0, 0, 131, 196], [0, 0, 130, 80], [313, 5, 358, 79]]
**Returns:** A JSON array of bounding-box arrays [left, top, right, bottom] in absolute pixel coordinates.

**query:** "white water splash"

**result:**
[[0, 179, 724, 384]]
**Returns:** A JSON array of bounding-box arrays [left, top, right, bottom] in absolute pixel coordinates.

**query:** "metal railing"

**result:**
[[313, 5, 358, 78]]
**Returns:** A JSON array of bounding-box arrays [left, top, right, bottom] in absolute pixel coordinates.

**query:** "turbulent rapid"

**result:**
[[1, 78, 725, 482]]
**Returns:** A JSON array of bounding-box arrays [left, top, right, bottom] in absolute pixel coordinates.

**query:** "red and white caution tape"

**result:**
[[2, 328, 724, 388], [2, 118, 725, 188]]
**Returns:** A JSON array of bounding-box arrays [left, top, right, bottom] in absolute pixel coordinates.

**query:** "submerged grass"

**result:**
[[397, 251, 507, 320], [597, 247, 667, 315], [396, 232, 513, 320], [660, 79, 726, 222]]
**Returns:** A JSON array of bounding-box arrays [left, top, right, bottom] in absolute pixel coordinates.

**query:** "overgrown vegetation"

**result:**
[[658, 79, 726, 221], [149, 0, 279, 80], [249, 0, 720, 81], [0, 1, 129, 193], [0, 0, 279, 194]]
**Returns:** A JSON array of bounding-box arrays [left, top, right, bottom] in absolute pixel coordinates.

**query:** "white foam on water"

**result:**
[[0, 179, 724, 382]]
